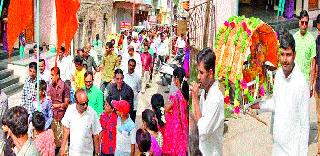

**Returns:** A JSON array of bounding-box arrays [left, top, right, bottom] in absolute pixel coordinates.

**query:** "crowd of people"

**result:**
[[0, 26, 190, 156]]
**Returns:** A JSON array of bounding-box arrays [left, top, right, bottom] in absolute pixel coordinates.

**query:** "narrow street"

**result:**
[[7, 55, 170, 130]]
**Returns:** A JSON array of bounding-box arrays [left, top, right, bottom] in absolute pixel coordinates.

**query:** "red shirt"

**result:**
[[100, 112, 117, 154], [140, 52, 153, 71]]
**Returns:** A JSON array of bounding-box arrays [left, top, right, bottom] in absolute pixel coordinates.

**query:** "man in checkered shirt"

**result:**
[[21, 62, 37, 114]]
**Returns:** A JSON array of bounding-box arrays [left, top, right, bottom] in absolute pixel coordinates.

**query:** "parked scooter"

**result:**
[[173, 49, 185, 66], [159, 62, 178, 86]]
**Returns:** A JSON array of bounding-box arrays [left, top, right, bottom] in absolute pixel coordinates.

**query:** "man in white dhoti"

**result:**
[[190, 48, 224, 156], [251, 30, 310, 156]]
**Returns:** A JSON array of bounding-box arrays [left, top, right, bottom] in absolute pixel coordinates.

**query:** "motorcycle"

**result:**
[[173, 48, 185, 66], [159, 62, 178, 86]]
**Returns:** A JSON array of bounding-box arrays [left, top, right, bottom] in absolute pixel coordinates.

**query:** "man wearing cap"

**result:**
[[112, 100, 136, 156], [120, 45, 142, 77], [60, 89, 102, 156]]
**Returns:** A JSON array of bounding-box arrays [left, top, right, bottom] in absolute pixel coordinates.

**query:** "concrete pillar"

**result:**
[[97, 17, 105, 41], [36, 0, 57, 47], [50, 0, 57, 47], [296, 0, 308, 15], [81, 20, 87, 48], [213, 0, 237, 32]]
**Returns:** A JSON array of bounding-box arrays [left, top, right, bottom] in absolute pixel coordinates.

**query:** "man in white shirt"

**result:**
[[60, 89, 102, 156], [124, 59, 141, 122], [130, 36, 141, 53], [57, 47, 74, 81], [121, 45, 142, 77], [156, 33, 169, 71], [190, 48, 224, 156], [174, 34, 186, 64], [176, 34, 186, 51], [251, 30, 309, 155], [39, 58, 51, 84]]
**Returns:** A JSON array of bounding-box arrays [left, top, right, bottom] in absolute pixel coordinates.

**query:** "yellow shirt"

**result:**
[[101, 52, 119, 82], [74, 68, 86, 90]]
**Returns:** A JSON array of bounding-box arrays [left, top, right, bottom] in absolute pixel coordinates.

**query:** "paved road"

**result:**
[[223, 97, 318, 156]]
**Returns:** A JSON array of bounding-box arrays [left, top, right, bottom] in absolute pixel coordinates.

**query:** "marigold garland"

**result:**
[[214, 16, 278, 116]]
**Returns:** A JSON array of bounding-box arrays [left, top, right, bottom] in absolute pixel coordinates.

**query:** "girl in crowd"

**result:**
[[142, 109, 162, 156], [135, 128, 152, 156], [32, 111, 55, 156], [150, 93, 165, 143], [100, 97, 117, 156], [30, 80, 53, 131]]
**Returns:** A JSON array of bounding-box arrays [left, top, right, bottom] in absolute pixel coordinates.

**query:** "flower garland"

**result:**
[[215, 16, 275, 116], [215, 16, 237, 79]]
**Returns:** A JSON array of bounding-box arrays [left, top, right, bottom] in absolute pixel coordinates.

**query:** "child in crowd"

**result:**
[[116, 55, 122, 69], [65, 80, 74, 104], [135, 128, 152, 156], [73, 55, 86, 90], [113, 100, 136, 156], [0, 112, 15, 156], [32, 111, 55, 156], [140, 44, 153, 93], [142, 109, 162, 156], [151, 93, 165, 138], [100, 97, 117, 156], [30, 80, 53, 131]]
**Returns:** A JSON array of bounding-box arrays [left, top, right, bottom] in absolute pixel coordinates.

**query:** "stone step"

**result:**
[[0, 48, 20, 61], [0, 69, 14, 80], [2, 83, 24, 96], [0, 64, 7, 71], [1, 51, 56, 67], [0, 75, 20, 90]]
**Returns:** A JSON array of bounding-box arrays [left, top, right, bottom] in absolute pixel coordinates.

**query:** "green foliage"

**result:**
[[173, 0, 179, 7], [189, 57, 198, 110]]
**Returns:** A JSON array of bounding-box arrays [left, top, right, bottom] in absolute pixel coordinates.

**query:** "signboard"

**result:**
[[120, 21, 131, 31]]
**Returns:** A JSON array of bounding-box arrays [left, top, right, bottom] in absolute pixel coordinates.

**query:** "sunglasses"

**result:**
[[301, 21, 308, 26], [79, 100, 89, 107]]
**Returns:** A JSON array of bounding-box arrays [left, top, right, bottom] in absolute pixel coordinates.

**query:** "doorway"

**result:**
[[309, 0, 319, 10]]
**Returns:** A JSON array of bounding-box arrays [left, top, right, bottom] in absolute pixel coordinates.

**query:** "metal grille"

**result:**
[[188, 0, 216, 50]]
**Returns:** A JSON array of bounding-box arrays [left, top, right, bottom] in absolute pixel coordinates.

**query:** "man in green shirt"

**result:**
[[84, 71, 104, 117], [100, 42, 119, 98], [294, 10, 317, 96]]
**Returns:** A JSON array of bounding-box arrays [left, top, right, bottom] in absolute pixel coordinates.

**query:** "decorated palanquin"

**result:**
[[214, 16, 280, 116]]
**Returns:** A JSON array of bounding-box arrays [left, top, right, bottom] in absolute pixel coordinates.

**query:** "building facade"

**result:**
[[74, 0, 113, 49]]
